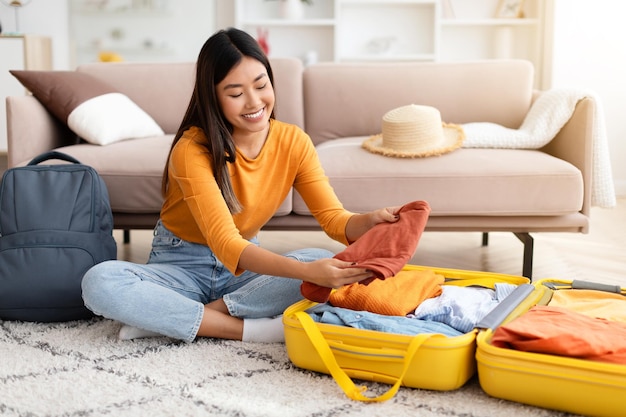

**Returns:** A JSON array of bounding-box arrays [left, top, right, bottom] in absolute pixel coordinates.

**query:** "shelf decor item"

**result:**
[[267, 0, 312, 20], [441, 0, 455, 19], [0, 0, 32, 33], [257, 27, 270, 55], [495, 0, 525, 18]]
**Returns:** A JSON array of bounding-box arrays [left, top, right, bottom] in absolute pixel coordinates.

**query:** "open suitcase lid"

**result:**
[[476, 278, 626, 417]]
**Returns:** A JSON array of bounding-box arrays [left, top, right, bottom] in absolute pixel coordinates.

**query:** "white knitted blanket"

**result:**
[[462, 89, 616, 208]]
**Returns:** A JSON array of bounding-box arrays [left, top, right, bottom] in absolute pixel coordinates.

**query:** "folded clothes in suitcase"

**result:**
[[283, 264, 529, 402], [476, 279, 626, 417]]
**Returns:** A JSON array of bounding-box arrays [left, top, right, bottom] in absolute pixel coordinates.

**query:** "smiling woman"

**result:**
[[216, 56, 275, 159], [79, 27, 409, 346]]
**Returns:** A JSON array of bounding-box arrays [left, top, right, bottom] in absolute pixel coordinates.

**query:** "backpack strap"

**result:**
[[28, 151, 82, 166]]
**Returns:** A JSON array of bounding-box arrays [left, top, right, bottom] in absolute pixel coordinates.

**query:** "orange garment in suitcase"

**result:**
[[328, 268, 444, 316], [491, 305, 626, 364]]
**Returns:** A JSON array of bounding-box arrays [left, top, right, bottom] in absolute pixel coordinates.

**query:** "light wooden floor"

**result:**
[[117, 197, 626, 286]]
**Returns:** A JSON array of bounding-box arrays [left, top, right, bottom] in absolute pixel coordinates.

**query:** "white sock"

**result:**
[[242, 316, 285, 343], [118, 324, 162, 340]]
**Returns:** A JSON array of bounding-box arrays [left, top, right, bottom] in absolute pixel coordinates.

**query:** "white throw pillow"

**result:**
[[10, 70, 164, 146], [68, 92, 164, 146]]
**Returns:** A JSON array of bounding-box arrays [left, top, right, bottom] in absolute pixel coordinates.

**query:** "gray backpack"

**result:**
[[0, 151, 117, 322]]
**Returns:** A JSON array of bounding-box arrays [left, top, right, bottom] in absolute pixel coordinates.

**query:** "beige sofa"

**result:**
[[5, 58, 593, 279]]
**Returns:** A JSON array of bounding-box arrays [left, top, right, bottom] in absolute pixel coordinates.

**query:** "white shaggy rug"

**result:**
[[0, 318, 580, 417]]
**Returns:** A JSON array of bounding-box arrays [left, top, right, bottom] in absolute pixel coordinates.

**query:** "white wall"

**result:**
[[551, 0, 626, 196]]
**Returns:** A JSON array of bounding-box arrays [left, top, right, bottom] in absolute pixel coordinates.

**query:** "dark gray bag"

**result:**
[[0, 151, 117, 322]]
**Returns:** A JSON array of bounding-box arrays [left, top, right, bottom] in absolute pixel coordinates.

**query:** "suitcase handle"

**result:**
[[476, 284, 535, 330], [542, 280, 624, 294], [571, 280, 623, 294], [295, 311, 434, 402]]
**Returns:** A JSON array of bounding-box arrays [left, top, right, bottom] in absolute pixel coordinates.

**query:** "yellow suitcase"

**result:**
[[476, 279, 626, 417], [283, 264, 529, 402]]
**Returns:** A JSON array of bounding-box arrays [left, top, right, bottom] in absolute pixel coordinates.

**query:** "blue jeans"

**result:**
[[307, 304, 463, 337], [82, 220, 334, 342]]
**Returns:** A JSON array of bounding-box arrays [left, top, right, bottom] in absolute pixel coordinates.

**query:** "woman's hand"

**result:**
[[300, 257, 373, 288], [370, 206, 402, 224], [345, 205, 402, 243], [238, 244, 371, 287]]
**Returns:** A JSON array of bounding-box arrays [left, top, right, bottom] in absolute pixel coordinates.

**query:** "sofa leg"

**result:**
[[513, 232, 534, 280], [123, 229, 130, 244], [481, 232, 489, 246]]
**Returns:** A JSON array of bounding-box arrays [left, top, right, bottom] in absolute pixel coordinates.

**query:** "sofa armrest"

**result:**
[[6, 95, 75, 167], [540, 97, 594, 218]]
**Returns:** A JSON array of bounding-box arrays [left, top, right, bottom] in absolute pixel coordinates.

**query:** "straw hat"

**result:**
[[362, 104, 465, 158]]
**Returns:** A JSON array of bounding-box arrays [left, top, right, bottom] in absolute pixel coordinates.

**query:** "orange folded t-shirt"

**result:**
[[301, 200, 431, 303], [491, 305, 626, 364], [329, 269, 444, 316]]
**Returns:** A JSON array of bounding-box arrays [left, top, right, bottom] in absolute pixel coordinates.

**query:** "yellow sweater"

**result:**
[[160, 120, 353, 275]]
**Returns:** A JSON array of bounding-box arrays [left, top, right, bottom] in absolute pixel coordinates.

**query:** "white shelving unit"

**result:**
[[69, 0, 176, 65], [234, 0, 553, 88], [235, 0, 337, 62], [440, 0, 550, 87], [337, 0, 439, 62]]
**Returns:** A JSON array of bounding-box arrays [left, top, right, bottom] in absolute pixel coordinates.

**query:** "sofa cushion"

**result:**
[[52, 136, 292, 216], [55, 136, 172, 213], [76, 62, 194, 135], [293, 138, 583, 216], [303, 60, 534, 146], [9, 70, 164, 146], [75, 58, 305, 134]]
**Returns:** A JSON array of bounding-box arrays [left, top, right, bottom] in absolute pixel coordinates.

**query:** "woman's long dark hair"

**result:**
[[161, 27, 275, 214]]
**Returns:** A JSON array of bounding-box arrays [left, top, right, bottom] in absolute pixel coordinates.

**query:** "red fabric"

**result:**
[[301, 200, 431, 303], [491, 305, 626, 364]]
